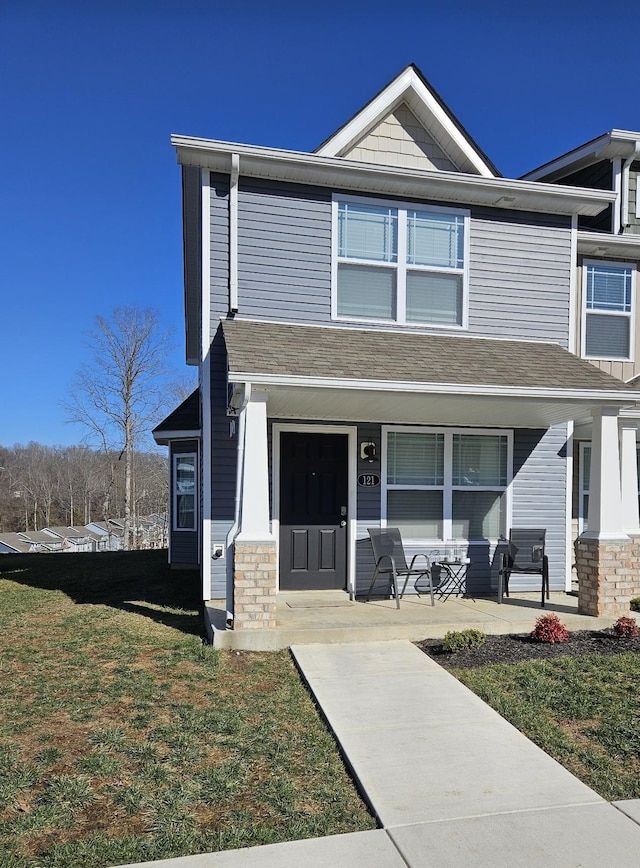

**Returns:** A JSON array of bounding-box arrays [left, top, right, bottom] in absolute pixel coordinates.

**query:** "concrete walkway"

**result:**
[[124, 640, 640, 867]]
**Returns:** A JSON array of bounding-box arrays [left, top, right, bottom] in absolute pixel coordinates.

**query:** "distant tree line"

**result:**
[[0, 443, 167, 534]]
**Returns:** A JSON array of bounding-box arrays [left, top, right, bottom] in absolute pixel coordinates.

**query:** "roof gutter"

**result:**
[[226, 371, 638, 405], [172, 136, 615, 217]]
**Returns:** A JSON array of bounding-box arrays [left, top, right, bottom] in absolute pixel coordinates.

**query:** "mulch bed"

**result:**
[[416, 630, 640, 670]]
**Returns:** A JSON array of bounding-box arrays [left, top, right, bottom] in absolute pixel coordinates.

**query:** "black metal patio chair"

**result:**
[[366, 527, 435, 609], [498, 528, 549, 607]]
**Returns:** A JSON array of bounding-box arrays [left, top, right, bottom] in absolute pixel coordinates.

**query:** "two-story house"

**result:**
[[154, 65, 640, 641]]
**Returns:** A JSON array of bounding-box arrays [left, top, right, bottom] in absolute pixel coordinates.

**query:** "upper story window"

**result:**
[[333, 196, 469, 328], [173, 453, 197, 531], [582, 260, 635, 360]]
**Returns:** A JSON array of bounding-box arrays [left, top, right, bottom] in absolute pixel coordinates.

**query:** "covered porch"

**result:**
[[205, 589, 630, 651], [219, 320, 640, 634]]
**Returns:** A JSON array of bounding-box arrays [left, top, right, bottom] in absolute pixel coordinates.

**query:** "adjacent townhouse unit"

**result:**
[[155, 65, 640, 640]]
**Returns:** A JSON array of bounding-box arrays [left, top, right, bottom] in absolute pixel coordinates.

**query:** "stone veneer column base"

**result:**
[[233, 540, 277, 630], [576, 535, 640, 617]]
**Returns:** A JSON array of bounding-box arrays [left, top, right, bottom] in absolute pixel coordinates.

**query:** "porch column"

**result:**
[[620, 421, 640, 535], [233, 391, 276, 630], [576, 407, 636, 617]]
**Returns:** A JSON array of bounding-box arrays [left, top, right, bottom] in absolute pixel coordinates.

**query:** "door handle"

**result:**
[[340, 520, 347, 527]]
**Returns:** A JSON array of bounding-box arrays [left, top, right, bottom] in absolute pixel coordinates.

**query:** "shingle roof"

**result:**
[[153, 390, 200, 437], [221, 320, 638, 395]]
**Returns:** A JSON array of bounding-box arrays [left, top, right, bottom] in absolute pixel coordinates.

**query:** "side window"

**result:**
[[173, 453, 197, 531], [582, 261, 635, 360]]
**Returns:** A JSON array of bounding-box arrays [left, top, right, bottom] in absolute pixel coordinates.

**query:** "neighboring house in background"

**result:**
[[156, 64, 640, 639], [18, 531, 65, 552], [524, 134, 640, 542], [0, 533, 32, 553], [43, 526, 102, 553], [83, 520, 124, 551]]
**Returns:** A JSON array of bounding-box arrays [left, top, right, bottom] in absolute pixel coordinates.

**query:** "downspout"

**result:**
[[612, 157, 622, 234], [621, 143, 640, 230], [229, 153, 239, 313], [224, 382, 251, 627]]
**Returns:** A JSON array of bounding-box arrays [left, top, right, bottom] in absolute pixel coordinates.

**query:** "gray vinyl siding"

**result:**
[[209, 325, 237, 599], [209, 173, 230, 332], [169, 440, 199, 565], [226, 179, 573, 346], [355, 422, 382, 595], [183, 167, 202, 364], [237, 179, 332, 323], [509, 425, 568, 592], [468, 209, 572, 347]]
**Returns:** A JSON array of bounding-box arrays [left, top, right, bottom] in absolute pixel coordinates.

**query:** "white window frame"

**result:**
[[581, 259, 635, 362], [173, 452, 197, 532], [331, 193, 470, 329], [381, 425, 513, 544]]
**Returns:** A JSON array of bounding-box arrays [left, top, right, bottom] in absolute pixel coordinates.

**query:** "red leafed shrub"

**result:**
[[531, 613, 569, 644], [613, 616, 640, 639]]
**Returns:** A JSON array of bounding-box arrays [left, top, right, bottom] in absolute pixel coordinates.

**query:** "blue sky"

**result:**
[[2, 0, 640, 447]]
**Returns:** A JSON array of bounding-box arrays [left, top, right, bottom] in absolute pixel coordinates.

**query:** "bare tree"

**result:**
[[64, 307, 173, 549]]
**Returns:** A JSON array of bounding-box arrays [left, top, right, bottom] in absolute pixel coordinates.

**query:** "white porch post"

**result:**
[[583, 407, 626, 540], [236, 391, 272, 541], [620, 421, 640, 535], [233, 390, 277, 630], [576, 406, 636, 618]]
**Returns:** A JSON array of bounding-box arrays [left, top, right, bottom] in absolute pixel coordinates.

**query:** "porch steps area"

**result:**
[[205, 591, 630, 651]]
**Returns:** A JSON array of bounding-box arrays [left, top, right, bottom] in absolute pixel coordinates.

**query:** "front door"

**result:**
[[279, 432, 348, 590]]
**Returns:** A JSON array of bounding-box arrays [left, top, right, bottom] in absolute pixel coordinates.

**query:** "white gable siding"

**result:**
[[344, 103, 459, 172]]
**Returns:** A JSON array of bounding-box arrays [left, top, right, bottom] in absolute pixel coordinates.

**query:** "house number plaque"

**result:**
[[358, 473, 380, 487]]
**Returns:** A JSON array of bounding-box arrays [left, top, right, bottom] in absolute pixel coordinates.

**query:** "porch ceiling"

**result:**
[[247, 383, 615, 428]]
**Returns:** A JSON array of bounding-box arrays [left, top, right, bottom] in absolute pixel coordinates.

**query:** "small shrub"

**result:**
[[613, 616, 640, 639], [630, 598, 640, 613], [530, 613, 569, 644], [442, 629, 487, 653]]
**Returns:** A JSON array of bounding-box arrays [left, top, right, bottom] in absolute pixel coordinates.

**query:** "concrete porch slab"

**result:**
[[206, 590, 635, 650]]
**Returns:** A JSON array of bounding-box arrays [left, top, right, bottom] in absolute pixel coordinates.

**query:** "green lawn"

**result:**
[[0, 552, 374, 867], [451, 654, 640, 801]]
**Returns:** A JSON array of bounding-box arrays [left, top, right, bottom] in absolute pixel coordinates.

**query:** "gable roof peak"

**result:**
[[315, 64, 500, 178]]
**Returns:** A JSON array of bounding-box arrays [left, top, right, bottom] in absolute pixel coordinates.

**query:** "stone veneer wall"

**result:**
[[576, 535, 640, 617], [233, 540, 277, 629]]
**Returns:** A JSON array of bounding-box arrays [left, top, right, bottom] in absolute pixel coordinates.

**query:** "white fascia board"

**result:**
[[523, 133, 613, 181], [315, 67, 495, 178], [226, 371, 636, 405], [577, 230, 640, 260], [172, 136, 615, 217], [152, 429, 201, 445], [524, 130, 640, 182]]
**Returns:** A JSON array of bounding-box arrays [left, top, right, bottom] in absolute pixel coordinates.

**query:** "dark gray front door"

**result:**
[[279, 432, 348, 590]]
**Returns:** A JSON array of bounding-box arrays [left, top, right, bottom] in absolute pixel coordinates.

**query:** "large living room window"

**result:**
[[383, 427, 511, 542], [333, 196, 469, 327], [582, 260, 635, 360]]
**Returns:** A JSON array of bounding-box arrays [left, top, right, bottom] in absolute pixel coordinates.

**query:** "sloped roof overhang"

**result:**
[[523, 130, 640, 183], [172, 136, 615, 218], [221, 320, 639, 430], [577, 230, 640, 261]]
